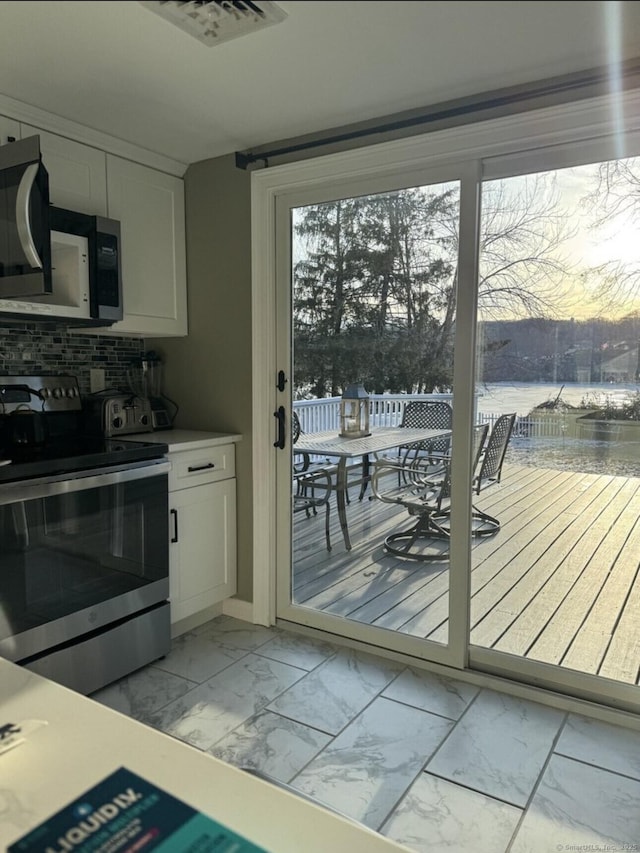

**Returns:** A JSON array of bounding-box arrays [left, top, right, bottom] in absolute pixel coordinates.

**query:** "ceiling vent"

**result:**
[[139, 0, 288, 47]]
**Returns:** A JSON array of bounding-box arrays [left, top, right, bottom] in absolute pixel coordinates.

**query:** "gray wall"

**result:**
[[148, 154, 254, 601]]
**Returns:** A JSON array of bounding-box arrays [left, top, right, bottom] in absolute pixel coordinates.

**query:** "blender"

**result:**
[[127, 351, 174, 430]]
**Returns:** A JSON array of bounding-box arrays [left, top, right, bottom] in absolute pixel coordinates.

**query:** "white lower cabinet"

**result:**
[[168, 443, 237, 626]]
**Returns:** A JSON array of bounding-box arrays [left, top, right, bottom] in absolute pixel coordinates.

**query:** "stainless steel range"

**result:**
[[0, 374, 171, 695]]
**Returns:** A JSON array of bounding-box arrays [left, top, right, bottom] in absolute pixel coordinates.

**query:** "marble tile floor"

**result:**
[[91, 616, 640, 853]]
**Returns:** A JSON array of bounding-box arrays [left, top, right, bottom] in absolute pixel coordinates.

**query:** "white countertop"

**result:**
[[0, 659, 408, 852], [126, 429, 242, 452]]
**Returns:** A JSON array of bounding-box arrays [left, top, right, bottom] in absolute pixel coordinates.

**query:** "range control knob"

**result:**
[[52, 387, 63, 399], [112, 416, 123, 430], [140, 414, 150, 426]]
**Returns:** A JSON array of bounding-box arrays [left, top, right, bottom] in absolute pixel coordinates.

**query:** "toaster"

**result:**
[[85, 394, 153, 437]]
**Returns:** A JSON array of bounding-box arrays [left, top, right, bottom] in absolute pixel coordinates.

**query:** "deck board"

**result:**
[[598, 544, 640, 683], [474, 473, 627, 653], [292, 463, 640, 686], [524, 479, 640, 669], [489, 478, 633, 660], [558, 510, 640, 676]]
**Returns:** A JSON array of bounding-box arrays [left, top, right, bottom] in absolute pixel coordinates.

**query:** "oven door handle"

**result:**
[[0, 459, 171, 505]]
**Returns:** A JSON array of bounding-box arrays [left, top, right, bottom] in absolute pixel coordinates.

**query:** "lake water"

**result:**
[[477, 381, 640, 416], [477, 382, 640, 476]]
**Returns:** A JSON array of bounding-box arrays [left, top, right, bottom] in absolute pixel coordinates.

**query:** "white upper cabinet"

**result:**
[[0, 116, 19, 145], [21, 124, 107, 216], [0, 109, 188, 338], [104, 154, 187, 337]]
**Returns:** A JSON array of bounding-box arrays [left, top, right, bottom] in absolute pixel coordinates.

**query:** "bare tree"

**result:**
[[580, 156, 640, 311], [478, 174, 576, 320], [590, 158, 640, 226]]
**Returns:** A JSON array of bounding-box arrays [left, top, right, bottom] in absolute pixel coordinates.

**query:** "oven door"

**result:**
[[0, 135, 52, 299], [0, 459, 170, 662]]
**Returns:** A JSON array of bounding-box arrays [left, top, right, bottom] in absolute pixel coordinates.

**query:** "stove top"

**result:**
[[0, 374, 168, 484], [0, 436, 168, 484]]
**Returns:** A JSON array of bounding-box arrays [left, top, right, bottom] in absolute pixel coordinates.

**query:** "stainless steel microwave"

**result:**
[[0, 135, 123, 325]]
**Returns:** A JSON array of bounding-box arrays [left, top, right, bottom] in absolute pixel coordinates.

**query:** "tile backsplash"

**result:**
[[0, 320, 144, 394]]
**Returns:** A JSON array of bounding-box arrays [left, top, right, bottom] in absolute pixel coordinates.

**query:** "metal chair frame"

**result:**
[[390, 400, 453, 484], [292, 410, 333, 550], [473, 413, 517, 494], [431, 413, 517, 540], [372, 421, 502, 561]]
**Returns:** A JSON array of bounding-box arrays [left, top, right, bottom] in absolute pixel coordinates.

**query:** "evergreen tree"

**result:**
[[293, 186, 458, 396]]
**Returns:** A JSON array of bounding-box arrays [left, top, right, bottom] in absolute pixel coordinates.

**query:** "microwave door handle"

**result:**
[[15, 162, 44, 270]]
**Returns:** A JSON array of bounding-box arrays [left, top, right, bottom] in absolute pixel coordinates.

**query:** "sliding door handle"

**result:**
[[274, 406, 286, 449]]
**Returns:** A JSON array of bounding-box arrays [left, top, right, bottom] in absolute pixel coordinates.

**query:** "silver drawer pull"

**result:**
[[188, 462, 215, 472]]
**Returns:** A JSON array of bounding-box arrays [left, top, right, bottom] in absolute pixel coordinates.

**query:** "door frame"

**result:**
[[250, 86, 640, 710]]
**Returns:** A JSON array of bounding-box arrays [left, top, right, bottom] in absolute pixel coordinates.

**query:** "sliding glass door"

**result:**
[[275, 163, 480, 667], [263, 101, 640, 711], [470, 150, 640, 705]]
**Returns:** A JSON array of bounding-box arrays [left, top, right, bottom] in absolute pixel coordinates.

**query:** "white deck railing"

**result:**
[[294, 394, 454, 433], [293, 395, 583, 439]]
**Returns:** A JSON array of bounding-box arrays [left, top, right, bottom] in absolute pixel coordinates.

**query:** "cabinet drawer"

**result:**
[[169, 444, 235, 490]]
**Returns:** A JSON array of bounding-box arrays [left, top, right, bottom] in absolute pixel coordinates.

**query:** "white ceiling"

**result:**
[[0, 1, 639, 167]]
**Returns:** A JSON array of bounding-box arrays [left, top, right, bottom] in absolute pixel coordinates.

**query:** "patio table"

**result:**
[[295, 426, 451, 550]]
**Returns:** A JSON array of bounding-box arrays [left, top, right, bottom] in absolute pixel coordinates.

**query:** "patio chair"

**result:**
[[292, 411, 333, 550], [391, 400, 453, 483], [293, 409, 359, 505], [293, 465, 333, 551], [473, 412, 517, 495], [293, 410, 335, 477], [426, 411, 517, 533], [371, 422, 491, 561], [292, 411, 309, 474]]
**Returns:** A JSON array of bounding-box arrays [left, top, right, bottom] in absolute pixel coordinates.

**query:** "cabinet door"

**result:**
[[105, 154, 187, 337], [0, 116, 20, 146], [169, 479, 237, 624], [21, 125, 107, 215]]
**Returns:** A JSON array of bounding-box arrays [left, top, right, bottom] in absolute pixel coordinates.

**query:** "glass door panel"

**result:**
[[280, 176, 466, 659], [472, 155, 640, 691]]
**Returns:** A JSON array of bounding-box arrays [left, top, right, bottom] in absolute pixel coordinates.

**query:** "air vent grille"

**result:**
[[139, 0, 288, 47]]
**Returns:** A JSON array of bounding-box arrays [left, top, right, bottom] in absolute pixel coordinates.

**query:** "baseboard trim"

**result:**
[[222, 597, 254, 622]]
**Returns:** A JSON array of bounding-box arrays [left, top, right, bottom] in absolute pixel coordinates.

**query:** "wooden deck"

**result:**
[[293, 463, 640, 686]]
